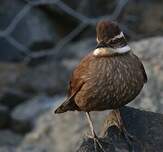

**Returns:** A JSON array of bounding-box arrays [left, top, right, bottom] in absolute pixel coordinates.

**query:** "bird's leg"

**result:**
[[113, 109, 134, 146], [86, 112, 106, 152]]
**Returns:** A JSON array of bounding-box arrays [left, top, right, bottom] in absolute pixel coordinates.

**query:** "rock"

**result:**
[[129, 37, 163, 113], [16, 103, 110, 152], [0, 105, 10, 128], [0, 63, 25, 91], [15, 61, 70, 94], [0, 146, 16, 152], [0, 63, 27, 109], [11, 95, 64, 133], [0, 130, 23, 146], [16, 106, 163, 152], [77, 107, 163, 152], [0, 90, 29, 109], [0, 130, 23, 152]]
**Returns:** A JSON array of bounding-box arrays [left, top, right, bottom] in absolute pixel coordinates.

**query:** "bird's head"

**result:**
[[94, 20, 131, 56]]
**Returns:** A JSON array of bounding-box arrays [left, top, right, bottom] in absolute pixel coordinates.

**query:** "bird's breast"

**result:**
[[75, 53, 145, 111]]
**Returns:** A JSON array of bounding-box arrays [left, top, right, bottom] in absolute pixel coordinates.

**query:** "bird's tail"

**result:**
[[54, 100, 70, 114], [54, 96, 78, 114]]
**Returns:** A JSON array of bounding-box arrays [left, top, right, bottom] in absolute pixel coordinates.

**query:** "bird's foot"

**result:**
[[86, 134, 106, 152]]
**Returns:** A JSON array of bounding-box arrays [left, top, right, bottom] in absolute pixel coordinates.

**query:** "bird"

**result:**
[[54, 20, 147, 151]]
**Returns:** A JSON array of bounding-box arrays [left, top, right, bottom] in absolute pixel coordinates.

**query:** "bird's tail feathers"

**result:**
[[54, 96, 78, 113], [54, 99, 71, 113]]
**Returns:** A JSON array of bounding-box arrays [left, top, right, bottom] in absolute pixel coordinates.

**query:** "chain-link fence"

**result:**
[[0, 0, 131, 64]]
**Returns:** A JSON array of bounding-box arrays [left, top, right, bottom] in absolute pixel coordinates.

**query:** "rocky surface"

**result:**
[[77, 107, 163, 152], [11, 95, 64, 133], [15, 106, 163, 152], [0, 63, 25, 91], [0, 130, 23, 146], [16, 107, 109, 152], [129, 37, 163, 113], [0, 130, 23, 152], [15, 61, 70, 95]]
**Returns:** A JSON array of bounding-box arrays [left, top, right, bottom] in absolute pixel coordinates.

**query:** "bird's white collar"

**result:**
[[93, 45, 131, 56], [115, 45, 131, 53]]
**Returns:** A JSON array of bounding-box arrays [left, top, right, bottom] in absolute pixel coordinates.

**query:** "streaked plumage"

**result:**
[[55, 50, 147, 113]]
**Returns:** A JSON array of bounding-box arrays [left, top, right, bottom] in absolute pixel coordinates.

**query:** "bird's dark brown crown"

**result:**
[[96, 20, 127, 49]]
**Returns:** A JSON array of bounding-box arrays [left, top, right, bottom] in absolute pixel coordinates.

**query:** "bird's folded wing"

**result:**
[[132, 53, 147, 83], [55, 53, 93, 113]]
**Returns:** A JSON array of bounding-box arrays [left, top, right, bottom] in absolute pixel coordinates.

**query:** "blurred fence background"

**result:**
[[0, 0, 163, 152], [0, 0, 129, 63], [1, 0, 163, 63]]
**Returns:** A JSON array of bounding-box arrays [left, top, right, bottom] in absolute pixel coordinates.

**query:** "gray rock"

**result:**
[[129, 37, 163, 113], [0, 90, 29, 109], [11, 95, 64, 133], [16, 104, 110, 152], [0, 146, 16, 152], [0, 130, 23, 146], [0, 63, 25, 91], [0, 63, 27, 109], [0, 130, 23, 152], [16, 106, 163, 152], [77, 107, 163, 152], [15, 61, 70, 94]]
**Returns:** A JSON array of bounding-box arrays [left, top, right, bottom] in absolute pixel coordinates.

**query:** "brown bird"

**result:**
[[55, 20, 147, 151]]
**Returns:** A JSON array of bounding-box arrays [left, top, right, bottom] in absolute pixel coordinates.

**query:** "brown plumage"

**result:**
[[55, 51, 147, 113], [54, 20, 147, 151]]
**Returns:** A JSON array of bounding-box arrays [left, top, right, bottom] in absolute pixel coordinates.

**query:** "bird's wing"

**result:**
[[55, 53, 93, 113], [132, 53, 148, 83], [140, 60, 148, 83]]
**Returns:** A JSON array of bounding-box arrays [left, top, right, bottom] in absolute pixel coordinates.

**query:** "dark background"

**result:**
[[0, 0, 163, 152]]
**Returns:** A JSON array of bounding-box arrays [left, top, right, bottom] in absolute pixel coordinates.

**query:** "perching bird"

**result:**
[[55, 20, 147, 151]]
